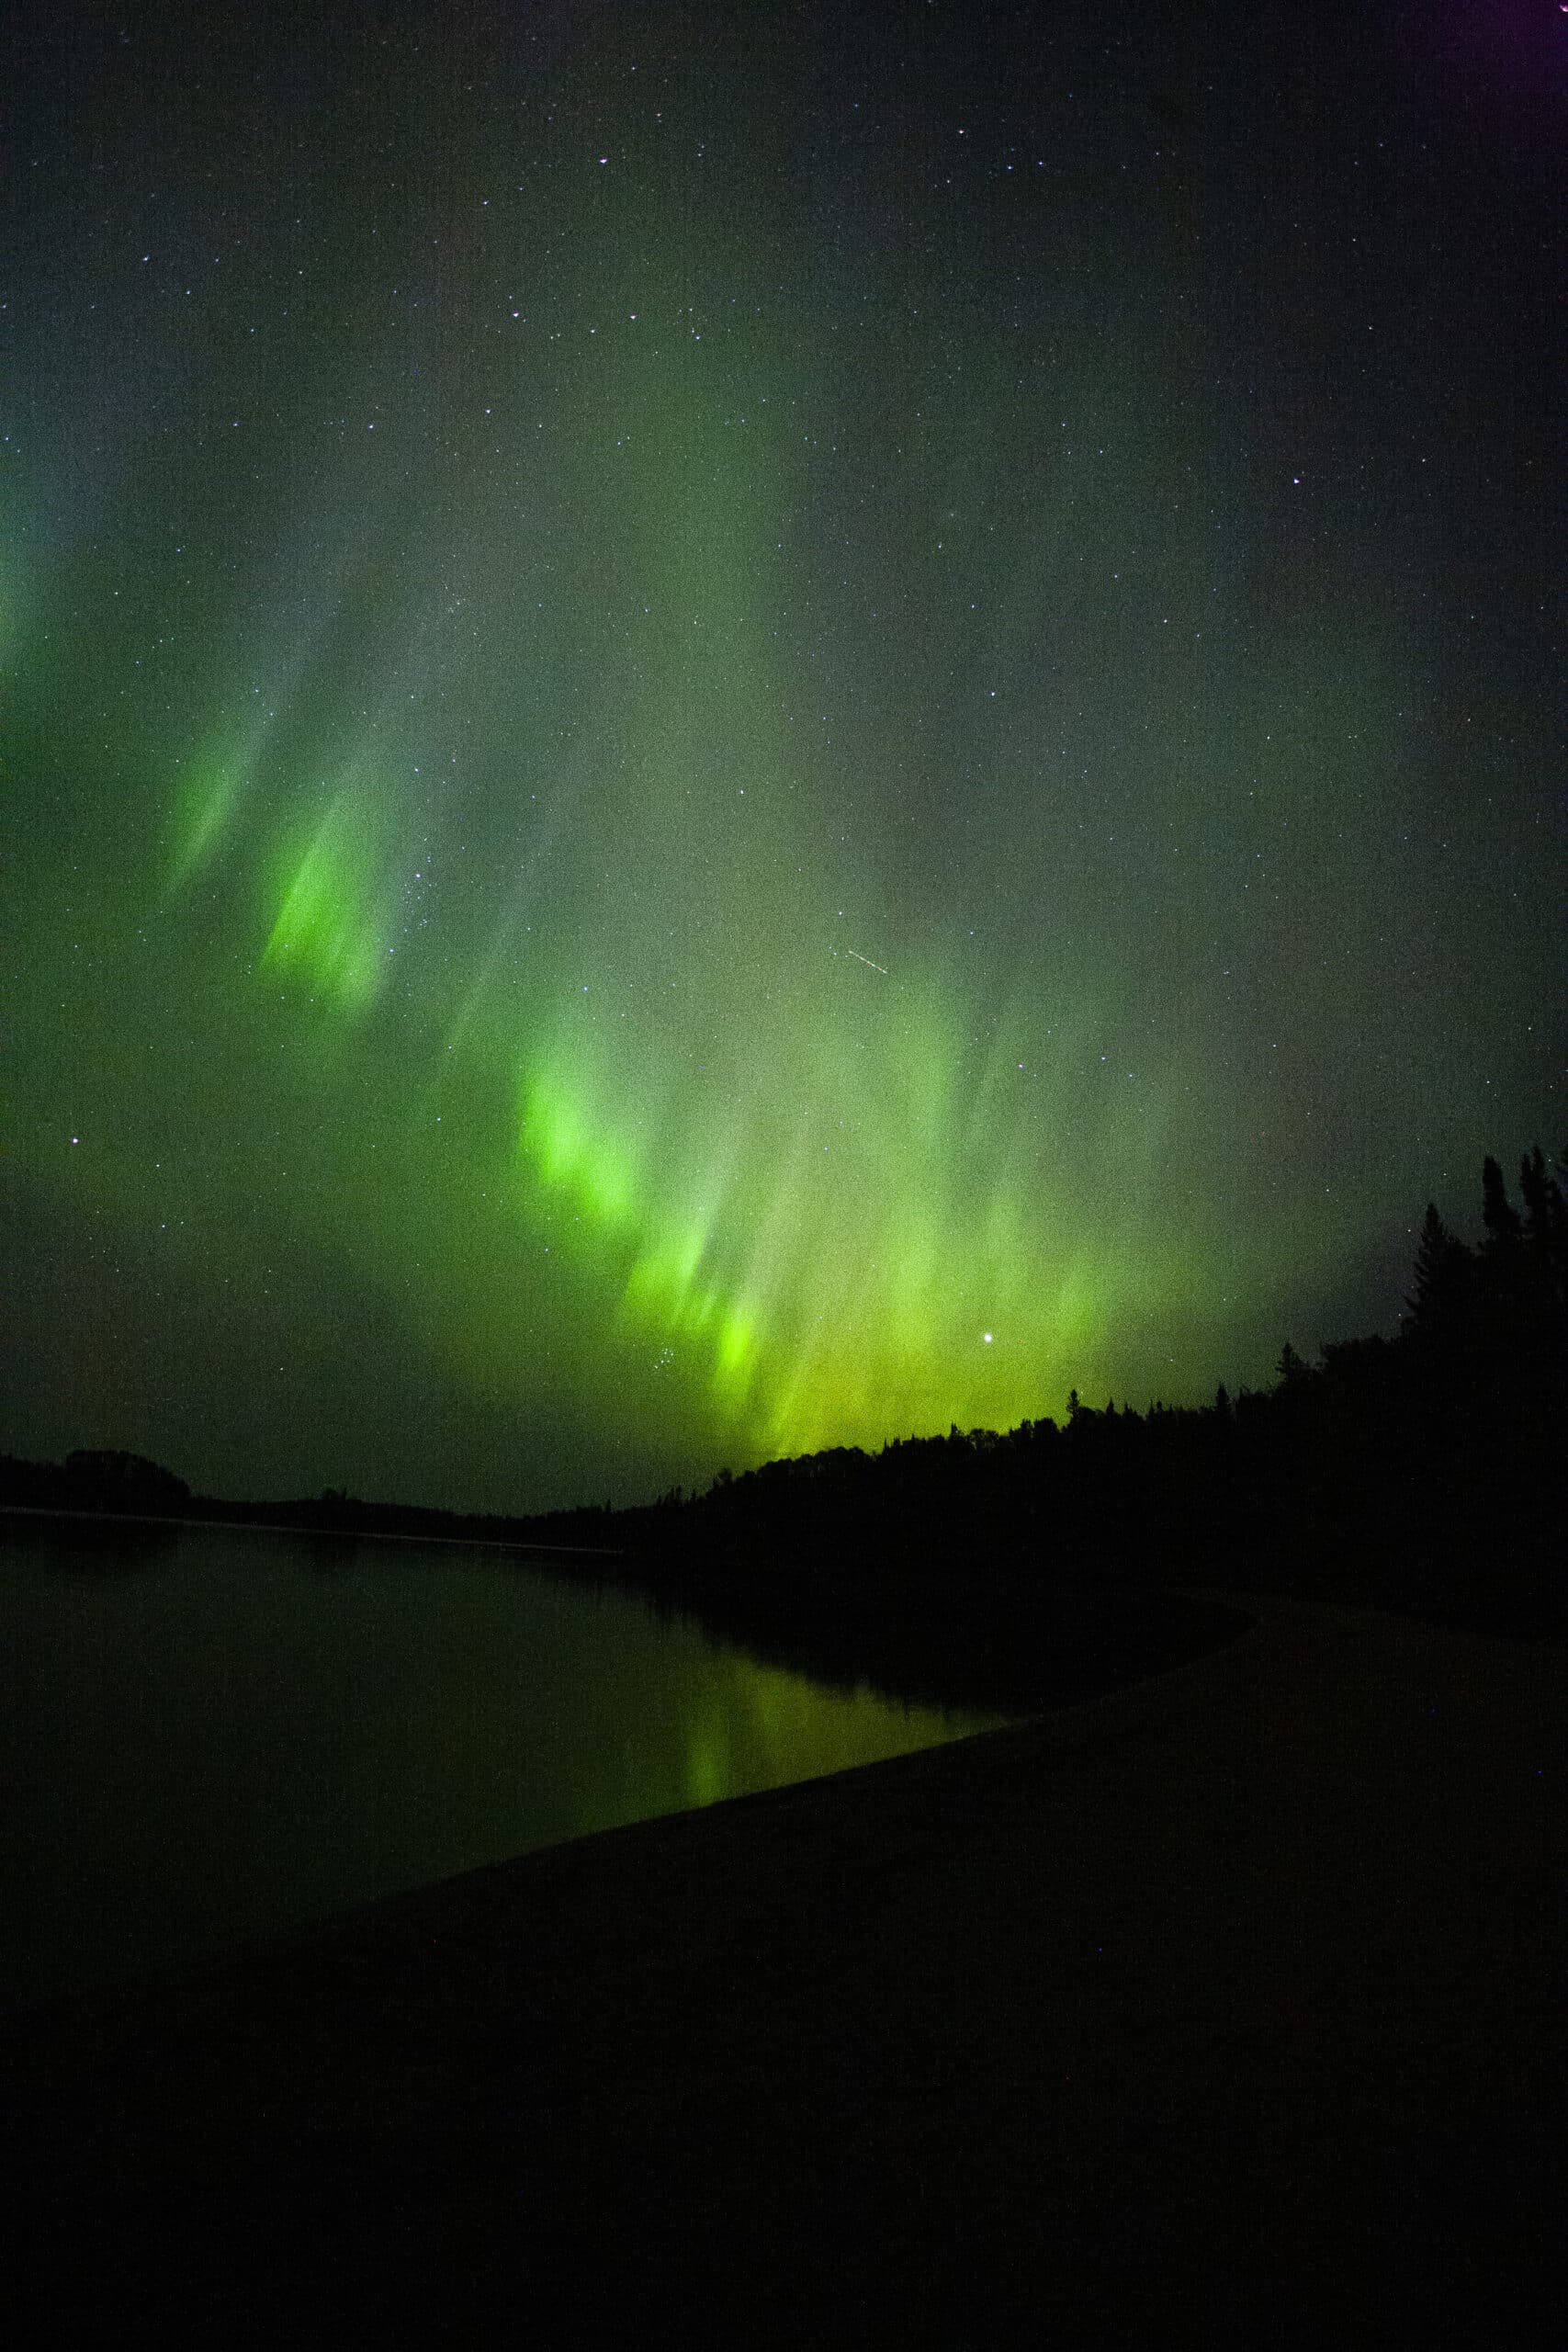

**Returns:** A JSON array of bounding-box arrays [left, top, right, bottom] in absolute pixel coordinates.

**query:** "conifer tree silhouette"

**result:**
[[1405, 1203, 1472, 1340]]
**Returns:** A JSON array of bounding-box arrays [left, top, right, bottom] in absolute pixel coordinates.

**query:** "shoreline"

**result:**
[[6, 1595, 1563, 2342], [0, 1501, 625, 1558]]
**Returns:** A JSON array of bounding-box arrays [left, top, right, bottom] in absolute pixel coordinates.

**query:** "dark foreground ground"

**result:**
[[5, 1598, 1563, 2347]]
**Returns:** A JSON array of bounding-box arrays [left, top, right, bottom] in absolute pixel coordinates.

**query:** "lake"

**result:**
[[0, 1518, 1013, 2009]]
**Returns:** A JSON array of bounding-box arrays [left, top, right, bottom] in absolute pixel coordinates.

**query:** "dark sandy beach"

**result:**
[[6, 1597, 1563, 2346]]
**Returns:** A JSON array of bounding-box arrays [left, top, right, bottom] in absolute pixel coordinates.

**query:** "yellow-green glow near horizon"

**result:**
[[3, 4, 1560, 1510]]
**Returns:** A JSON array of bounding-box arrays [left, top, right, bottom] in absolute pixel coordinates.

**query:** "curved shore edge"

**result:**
[[6, 1597, 1563, 2344]]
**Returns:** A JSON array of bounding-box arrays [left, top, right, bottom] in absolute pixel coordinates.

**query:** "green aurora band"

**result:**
[[5, 4, 1560, 1510]]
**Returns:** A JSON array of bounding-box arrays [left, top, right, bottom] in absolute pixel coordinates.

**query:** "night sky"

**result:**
[[5, 2, 1562, 1513]]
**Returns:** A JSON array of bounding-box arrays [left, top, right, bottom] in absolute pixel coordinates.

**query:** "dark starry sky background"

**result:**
[[4, 0, 1562, 1510]]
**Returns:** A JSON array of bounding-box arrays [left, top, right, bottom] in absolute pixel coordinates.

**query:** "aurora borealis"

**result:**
[[5, 2, 1562, 1512]]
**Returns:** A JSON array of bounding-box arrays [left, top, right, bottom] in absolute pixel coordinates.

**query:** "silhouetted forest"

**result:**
[[5, 1150, 1562, 1676], [603, 1148, 1564, 1657], [555, 1143, 1561, 1654]]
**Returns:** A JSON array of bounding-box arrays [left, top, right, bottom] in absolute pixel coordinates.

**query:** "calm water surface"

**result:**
[[0, 1520, 1010, 2007]]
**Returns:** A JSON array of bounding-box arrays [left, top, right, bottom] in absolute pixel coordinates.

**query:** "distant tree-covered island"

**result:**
[[5, 1149, 1562, 1662]]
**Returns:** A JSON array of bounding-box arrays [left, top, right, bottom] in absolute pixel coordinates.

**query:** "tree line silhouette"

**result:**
[[4, 1148, 1562, 1679], [606, 1145, 1566, 1657]]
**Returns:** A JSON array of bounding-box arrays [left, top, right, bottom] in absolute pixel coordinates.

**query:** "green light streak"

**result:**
[[518, 1067, 641, 1229], [508, 967, 1176, 1457], [261, 790, 393, 1011], [169, 758, 245, 892]]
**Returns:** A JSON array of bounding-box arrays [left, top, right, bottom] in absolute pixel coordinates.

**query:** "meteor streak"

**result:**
[[846, 949, 887, 975]]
